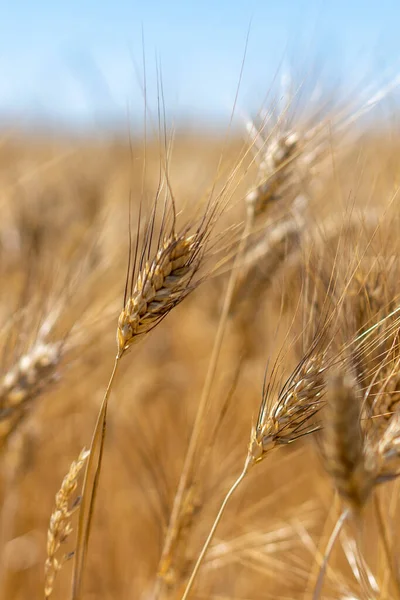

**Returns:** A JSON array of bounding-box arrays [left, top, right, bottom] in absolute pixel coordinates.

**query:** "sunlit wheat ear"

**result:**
[[180, 339, 331, 599], [72, 187, 222, 600], [245, 125, 305, 221], [0, 296, 68, 452], [44, 448, 89, 600], [249, 346, 328, 465], [117, 232, 201, 354], [243, 79, 328, 223], [232, 112, 311, 317]]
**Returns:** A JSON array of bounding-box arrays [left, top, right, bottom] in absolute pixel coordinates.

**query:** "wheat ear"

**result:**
[[72, 200, 216, 599], [44, 448, 89, 599], [314, 371, 374, 599], [117, 232, 200, 352], [158, 110, 314, 587], [156, 216, 253, 591], [322, 371, 372, 513], [0, 340, 62, 450], [249, 345, 327, 464]]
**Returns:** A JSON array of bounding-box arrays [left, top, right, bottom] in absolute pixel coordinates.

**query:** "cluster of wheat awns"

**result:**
[[2, 73, 400, 600]]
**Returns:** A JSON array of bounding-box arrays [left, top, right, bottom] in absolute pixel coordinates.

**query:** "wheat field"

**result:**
[[2, 86, 400, 600]]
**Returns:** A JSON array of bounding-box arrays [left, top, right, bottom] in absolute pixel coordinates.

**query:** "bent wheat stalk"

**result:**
[[180, 456, 252, 600], [156, 216, 253, 592], [158, 94, 319, 589], [179, 334, 331, 598], [313, 509, 349, 600]]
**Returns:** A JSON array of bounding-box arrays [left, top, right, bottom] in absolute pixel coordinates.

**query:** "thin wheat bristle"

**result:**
[[44, 448, 90, 600], [323, 371, 372, 513]]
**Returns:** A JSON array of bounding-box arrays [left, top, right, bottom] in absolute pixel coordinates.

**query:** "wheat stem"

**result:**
[[71, 355, 120, 600], [156, 218, 252, 588], [181, 457, 251, 600], [313, 509, 348, 600], [374, 491, 400, 598], [303, 492, 340, 599]]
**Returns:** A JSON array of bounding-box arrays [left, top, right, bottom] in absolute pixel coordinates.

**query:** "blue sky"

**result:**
[[1, 1, 400, 129]]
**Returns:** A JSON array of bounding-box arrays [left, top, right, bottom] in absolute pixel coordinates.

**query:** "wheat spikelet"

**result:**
[[249, 347, 327, 464], [322, 371, 372, 513], [230, 201, 306, 321], [0, 340, 61, 449], [245, 127, 303, 220], [44, 448, 89, 599], [245, 69, 400, 225], [367, 412, 400, 483], [72, 173, 227, 599], [117, 232, 199, 354], [312, 372, 375, 600]]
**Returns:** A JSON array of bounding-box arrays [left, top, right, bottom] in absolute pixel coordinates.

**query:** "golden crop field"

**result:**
[[2, 93, 400, 600]]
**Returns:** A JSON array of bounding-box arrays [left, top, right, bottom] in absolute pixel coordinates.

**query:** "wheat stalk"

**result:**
[[155, 216, 253, 596], [157, 86, 331, 593], [179, 334, 330, 599], [179, 300, 399, 598], [71, 181, 223, 599]]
